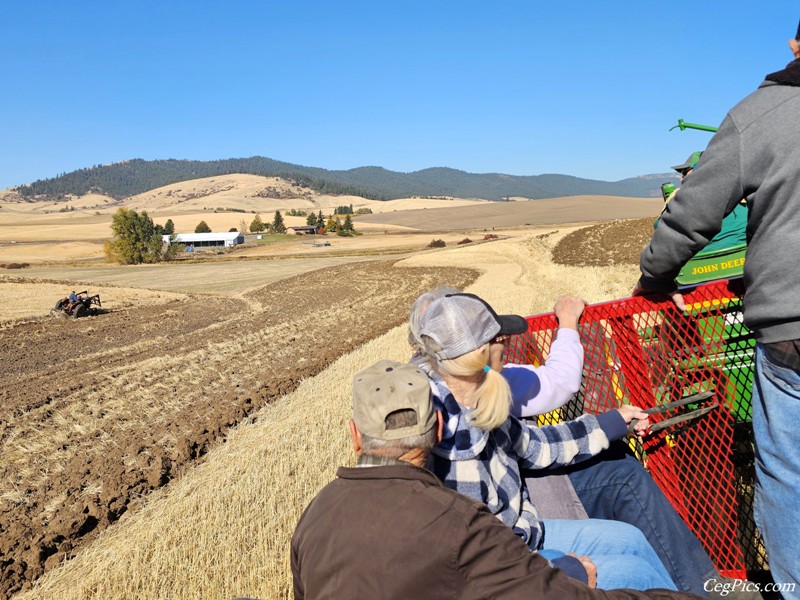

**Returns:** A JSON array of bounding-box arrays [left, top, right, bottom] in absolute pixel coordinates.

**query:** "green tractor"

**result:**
[[655, 120, 754, 424], [660, 120, 748, 287], [650, 123, 763, 574]]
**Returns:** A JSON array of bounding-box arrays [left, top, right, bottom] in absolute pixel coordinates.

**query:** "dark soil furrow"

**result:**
[[0, 261, 477, 597]]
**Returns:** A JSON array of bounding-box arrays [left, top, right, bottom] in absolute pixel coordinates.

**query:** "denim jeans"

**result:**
[[563, 442, 717, 595], [540, 518, 677, 590], [753, 343, 800, 597]]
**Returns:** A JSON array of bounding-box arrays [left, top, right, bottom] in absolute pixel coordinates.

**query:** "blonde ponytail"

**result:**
[[437, 344, 511, 430]]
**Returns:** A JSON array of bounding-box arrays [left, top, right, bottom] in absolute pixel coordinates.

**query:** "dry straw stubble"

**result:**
[[20, 229, 640, 599]]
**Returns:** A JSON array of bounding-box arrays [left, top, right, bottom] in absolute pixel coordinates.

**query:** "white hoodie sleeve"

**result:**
[[505, 328, 584, 418]]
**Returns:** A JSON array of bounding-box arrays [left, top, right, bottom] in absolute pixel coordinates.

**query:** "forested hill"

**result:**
[[14, 157, 678, 201]]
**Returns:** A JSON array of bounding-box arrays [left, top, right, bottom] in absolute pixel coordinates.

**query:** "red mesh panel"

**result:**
[[505, 280, 763, 578]]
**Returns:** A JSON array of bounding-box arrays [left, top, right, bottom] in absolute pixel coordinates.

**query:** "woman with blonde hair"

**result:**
[[417, 292, 676, 591], [410, 288, 720, 594]]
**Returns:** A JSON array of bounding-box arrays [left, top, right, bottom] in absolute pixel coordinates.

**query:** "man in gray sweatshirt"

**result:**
[[635, 30, 800, 595]]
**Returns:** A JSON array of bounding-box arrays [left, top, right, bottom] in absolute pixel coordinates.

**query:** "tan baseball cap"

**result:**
[[352, 360, 436, 441]]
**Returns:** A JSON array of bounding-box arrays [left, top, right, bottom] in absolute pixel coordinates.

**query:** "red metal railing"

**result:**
[[505, 280, 762, 578]]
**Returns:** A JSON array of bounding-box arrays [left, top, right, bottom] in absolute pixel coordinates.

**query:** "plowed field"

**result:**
[[0, 261, 477, 597], [552, 217, 655, 267]]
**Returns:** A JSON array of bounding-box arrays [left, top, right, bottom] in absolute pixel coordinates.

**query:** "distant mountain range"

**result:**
[[14, 157, 679, 201]]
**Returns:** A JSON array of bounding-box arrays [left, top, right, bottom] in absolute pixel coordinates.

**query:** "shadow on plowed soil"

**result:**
[[0, 260, 477, 597]]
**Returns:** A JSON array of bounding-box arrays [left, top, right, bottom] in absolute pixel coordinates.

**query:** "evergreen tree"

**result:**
[[164, 219, 175, 235], [306, 212, 318, 226], [316, 210, 325, 228], [342, 214, 354, 232], [195, 220, 212, 233], [250, 214, 266, 233], [271, 210, 286, 234], [104, 208, 163, 264], [162, 235, 184, 261]]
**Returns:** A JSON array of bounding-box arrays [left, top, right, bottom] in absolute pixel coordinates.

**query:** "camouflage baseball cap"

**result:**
[[352, 360, 435, 440]]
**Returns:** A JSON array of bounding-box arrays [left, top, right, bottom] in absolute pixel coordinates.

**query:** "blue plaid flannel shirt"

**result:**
[[426, 373, 618, 550]]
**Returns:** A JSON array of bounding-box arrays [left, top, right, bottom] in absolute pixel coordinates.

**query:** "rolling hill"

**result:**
[[13, 157, 679, 202]]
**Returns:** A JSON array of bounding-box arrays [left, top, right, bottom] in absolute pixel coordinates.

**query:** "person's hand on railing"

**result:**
[[553, 295, 586, 329], [631, 281, 687, 312]]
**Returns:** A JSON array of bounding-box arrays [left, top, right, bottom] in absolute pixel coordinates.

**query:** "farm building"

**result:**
[[162, 232, 245, 248], [288, 225, 322, 235]]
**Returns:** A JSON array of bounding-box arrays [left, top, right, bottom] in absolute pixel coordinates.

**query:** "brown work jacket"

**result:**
[[290, 463, 699, 600]]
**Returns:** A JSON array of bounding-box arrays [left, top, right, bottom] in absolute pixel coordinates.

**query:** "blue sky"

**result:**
[[1, 1, 797, 189]]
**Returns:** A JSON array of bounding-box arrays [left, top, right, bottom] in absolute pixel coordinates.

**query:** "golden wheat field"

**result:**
[[2, 225, 643, 600], [1, 179, 654, 598], [0, 175, 660, 266]]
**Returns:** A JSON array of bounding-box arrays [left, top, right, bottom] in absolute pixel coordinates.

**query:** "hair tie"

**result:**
[[484, 365, 491, 373]]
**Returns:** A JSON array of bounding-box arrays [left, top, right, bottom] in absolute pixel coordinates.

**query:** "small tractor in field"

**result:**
[[53, 290, 102, 318]]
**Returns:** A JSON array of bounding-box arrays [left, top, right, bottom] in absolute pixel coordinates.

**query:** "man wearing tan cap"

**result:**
[[290, 360, 700, 600]]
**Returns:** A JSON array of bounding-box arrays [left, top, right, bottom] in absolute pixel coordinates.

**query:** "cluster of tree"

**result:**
[[326, 214, 356, 236], [104, 209, 180, 264], [333, 204, 371, 215], [249, 215, 265, 232], [306, 211, 326, 227], [103, 207, 358, 263], [286, 208, 307, 216], [248, 211, 286, 234]]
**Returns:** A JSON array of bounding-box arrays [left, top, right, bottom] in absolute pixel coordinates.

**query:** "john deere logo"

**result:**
[[690, 257, 745, 276]]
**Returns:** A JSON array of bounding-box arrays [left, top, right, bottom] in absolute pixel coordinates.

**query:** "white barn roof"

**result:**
[[164, 232, 243, 243]]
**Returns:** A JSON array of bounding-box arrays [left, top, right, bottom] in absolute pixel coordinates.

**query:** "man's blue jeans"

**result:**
[[753, 343, 800, 597], [540, 518, 676, 590], [563, 442, 717, 594]]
